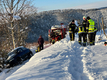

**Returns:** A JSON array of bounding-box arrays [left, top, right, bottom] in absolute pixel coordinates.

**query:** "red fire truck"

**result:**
[[48, 24, 67, 44]]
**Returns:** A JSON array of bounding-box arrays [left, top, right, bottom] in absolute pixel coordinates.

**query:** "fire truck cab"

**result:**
[[48, 24, 66, 44]]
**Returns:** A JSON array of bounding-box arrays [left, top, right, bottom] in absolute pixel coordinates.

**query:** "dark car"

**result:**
[[5, 46, 33, 68]]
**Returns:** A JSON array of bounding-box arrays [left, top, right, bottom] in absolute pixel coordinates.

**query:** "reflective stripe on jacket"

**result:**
[[78, 26, 85, 34], [69, 23, 76, 32], [69, 28, 72, 33], [88, 19, 95, 33]]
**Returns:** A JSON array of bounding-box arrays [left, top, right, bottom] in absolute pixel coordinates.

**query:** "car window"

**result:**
[[17, 48, 23, 53], [8, 51, 16, 56], [21, 47, 27, 50]]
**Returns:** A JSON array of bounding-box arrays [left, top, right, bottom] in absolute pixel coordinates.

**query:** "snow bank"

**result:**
[[6, 33, 86, 80], [3, 31, 107, 80], [0, 72, 5, 80]]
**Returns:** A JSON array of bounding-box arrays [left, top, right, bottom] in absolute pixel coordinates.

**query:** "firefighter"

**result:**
[[78, 24, 86, 46], [82, 16, 88, 45], [50, 30, 55, 44], [87, 16, 95, 46], [69, 20, 76, 41], [35, 46, 41, 52]]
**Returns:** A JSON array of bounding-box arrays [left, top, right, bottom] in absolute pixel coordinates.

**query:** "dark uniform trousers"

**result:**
[[84, 33, 87, 42], [92, 31, 96, 45], [39, 44, 44, 50], [69, 32, 75, 41], [78, 33, 86, 45], [88, 33, 94, 45]]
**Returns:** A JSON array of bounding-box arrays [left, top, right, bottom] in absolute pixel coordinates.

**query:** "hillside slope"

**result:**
[[27, 8, 107, 42], [5, 31, 107, 80]]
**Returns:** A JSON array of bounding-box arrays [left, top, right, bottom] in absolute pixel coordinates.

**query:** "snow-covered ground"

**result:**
[[1, 31, 107, 80]]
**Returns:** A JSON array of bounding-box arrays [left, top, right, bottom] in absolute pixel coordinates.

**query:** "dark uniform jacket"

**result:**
[[69, 23, 76, 32], [82, 20, 87, 32], [38, 37, 44, 45]]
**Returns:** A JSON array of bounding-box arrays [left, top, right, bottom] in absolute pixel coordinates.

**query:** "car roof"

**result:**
[[9, 46, 25, 53], [7, 46, 25, 56], [13, 46, 24, 50]]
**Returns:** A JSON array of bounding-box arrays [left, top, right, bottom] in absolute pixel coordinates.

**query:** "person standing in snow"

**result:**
[[86, 16, 95, 46], [81, 16, 88, 46], [69, 20, 76, 41], [50, 30, 56, 44], [38, 35, 44, 50], [78, 24, 86, 46]]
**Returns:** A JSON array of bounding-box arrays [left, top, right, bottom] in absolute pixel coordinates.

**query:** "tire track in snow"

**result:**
[[40, 39, 90, 80], [67, 41, 89, 80], [81, 46, 95, 80], [82, 45, 107, 80], [81, 45, 106, 80]]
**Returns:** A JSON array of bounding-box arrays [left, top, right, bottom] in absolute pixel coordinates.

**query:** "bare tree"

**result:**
[[0, 0, 37, 49], [0, 0, 37, 68], [0, 24, 9, 68], [14, 15, 31, 47]]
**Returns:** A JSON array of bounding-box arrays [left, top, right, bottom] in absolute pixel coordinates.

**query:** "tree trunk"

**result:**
[[11, 22, 16, 49], [11, 0, 15, 49]]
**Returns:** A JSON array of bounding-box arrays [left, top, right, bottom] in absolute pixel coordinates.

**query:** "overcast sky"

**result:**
[[34, 0, 107, 12]]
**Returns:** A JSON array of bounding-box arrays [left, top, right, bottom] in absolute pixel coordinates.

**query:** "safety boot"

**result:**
[[93, 42, 95, 45], [83, 42, 86, 47], [78, 41, 81, 45], [89, 42, 93, 46]]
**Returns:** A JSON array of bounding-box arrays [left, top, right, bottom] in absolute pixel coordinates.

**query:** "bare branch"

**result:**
[[2, 0, 10, 14], [15, 0, 26, 15], [13, 0, 21, 9]]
